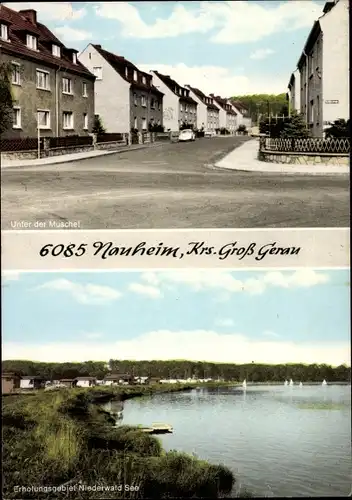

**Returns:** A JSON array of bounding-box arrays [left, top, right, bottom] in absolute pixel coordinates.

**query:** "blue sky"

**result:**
[[7, 1, 326, 95], [2, 269, 350, 365]]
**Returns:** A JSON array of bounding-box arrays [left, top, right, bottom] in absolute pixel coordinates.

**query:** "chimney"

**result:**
[[19, 9, 37, 24], [95, 44, 102, 49]]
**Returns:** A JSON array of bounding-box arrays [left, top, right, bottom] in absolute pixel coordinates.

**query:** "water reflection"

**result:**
[[117, 385, 351, 497]]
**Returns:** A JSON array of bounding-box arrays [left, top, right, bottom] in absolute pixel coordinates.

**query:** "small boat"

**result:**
[[242, 379, 247, 389], [299, 382, 303, 388], [322, 379, 327, 386], [289, 379, 294, 386], [284, 380, 288, 386]]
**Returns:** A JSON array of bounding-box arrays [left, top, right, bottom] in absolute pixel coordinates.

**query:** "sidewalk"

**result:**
[[1, 142, 164, 168], [215, 139, 349, 175]]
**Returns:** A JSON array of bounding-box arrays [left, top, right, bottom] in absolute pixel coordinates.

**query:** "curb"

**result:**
[[1, 142, 166, 169], [214, 160, 349, 175]]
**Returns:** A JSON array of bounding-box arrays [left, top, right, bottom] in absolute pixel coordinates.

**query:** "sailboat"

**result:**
[[322, 379, 327, 386], [284, 380, 288, 386], [299, 382, 303, 388], [289, 379, 294, 386], [242, 379, 247, 390]]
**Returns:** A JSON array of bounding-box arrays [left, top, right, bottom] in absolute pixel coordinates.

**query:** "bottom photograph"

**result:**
[[2, 269, 351, 499]]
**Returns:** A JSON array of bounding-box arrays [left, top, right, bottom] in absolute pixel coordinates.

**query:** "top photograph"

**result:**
[[1, 0, 349, 230]]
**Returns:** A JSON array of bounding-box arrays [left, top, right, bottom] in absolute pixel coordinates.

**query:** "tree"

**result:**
[[231, 94, 288, 122], [0, 62, 14, 135], [324, 118, 350, 138], [280, 111, 309, 138], [92, 114, 106, 134]]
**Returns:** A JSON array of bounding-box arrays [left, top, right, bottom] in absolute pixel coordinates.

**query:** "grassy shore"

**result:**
[[3, 384, 249, 499]]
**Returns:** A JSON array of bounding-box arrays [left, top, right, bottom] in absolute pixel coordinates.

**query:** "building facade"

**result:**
[[1, 373, 21, 394], [78, 44, 163, 133], [287, 69, 301, 114], [185, 85, 219, 132], [229, 100, 252, 130], [0, 5, 95, 139], [150, 71, 197, 131], [210, 94, 237, 133], [296, 0, 349, 137]]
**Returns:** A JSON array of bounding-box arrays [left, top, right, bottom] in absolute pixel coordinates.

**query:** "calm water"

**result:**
[[106, 385, 351, 497]]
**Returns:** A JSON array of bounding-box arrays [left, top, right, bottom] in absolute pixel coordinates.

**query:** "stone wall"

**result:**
[[259, 150, 349, 166]]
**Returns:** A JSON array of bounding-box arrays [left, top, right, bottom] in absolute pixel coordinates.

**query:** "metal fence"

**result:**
[[96, 133, 124, 143], [49, 136, 93, 148], [0, 137, 43, 152], [260, 137, 350, 154]]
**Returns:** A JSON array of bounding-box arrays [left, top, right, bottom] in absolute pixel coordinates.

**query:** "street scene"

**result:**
[[1, 136, 349, 229]]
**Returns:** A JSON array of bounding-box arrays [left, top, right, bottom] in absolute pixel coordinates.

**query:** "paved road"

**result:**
[[2, 137, 349, 229]]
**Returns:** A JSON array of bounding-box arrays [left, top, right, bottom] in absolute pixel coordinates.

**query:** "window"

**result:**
[[180, 103, 183, 112], [93, 67, 102, 80], [310, 100, 314, 123], [26, 34, 37, 50], [36, 70, 50, 90], [37, 110, 50, 129], [83, 113, 88, 130], [72, 53, 77, 64], [133, 93, 138, 105], [1, 23, 8, 40], [141, 95, 146, 107], [185, 104, 189, 112], [12, 63, 21, 85], [52, 44, 60, 57], [316, 95, 320, 123], [134, 116, 138, 129], [62, 77, 72, 94], [142, 75, 146, 84], [13, 107, 21, 128], [142, 118, 147, 130], [151, 98, 155, 109], [63, 111, 74, 129], [133, 70, 137, 81], [82, 82, 88, 97]]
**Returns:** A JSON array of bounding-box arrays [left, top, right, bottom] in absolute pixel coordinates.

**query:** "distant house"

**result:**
[[59, 378, 77, 388], [0, 4, 95, 139], [78, 44, 164, 133], [2, 372, 21, 394], [210, 94, 237, 134], [185, 86, 219, 133], [228, 99, 252, 130], [75, 376, 97, 388], [20, 376, 46, 389], [150, 71, 198, 132], [134, 376, 149, 384], [287, 69, 301, 114], [103, 374, 134, 386]]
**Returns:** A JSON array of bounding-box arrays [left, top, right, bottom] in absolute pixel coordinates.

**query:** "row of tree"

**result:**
[[2, 359, 350, 382], [231, 93, 288, 123]]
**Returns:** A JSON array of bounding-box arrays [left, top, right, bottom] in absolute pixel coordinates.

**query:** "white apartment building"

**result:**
[[210, 94, 237, 133], [229, 100, 252, 130], [296, 0, 349, 137], [287, 69, 301, 114], [185, 86, 219, 132], [78, 44, 164, 133], [150, 71, 197, 131]]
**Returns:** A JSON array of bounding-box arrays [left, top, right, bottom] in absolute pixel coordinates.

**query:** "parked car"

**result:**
[[179, 129, 195, 142], [204, 130, 216, 137]]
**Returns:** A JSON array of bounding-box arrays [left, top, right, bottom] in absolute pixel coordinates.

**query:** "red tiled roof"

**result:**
[[211, 95, 237, 115], [92, 44, 163, 96], [188, 86, 219, 110], [0, 4, 94, 78], [153, 71, 198, 105]]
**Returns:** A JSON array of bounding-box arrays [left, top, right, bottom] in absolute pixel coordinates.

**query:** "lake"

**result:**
[[106, 385, 351, 497]]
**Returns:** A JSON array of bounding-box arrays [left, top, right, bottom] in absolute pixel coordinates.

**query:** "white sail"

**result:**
[[322, 379, 327, 386], [242, 379, 247, 388], [284, 380, 288, 386], [289, 379, 294, 386], [299, 382, 303, 388]]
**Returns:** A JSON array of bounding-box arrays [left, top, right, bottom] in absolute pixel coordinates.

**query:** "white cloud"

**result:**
[[250, 48, 275, 60], [6, 2, 86, 21], [137, 269, 329, 297], [53, 26, 92, 42], [262, 330, 281, 339], [216, 318, 235, 327], [3, 330, 349, 366], [95, 1, 322, 43], [2, 271, 21, 282], [34, 279, 122, 305], [138, 62, 287, 96], [128, 282, 162, 299]]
